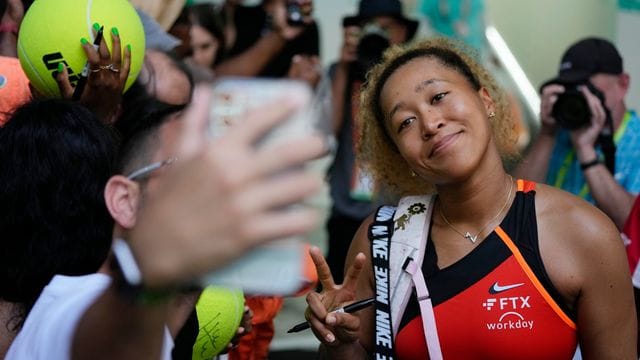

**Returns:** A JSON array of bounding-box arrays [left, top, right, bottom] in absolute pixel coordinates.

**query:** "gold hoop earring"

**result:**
[[488, 112, 496, 119]]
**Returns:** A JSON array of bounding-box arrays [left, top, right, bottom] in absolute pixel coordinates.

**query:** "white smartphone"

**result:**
[[202, 77, 322, 295]]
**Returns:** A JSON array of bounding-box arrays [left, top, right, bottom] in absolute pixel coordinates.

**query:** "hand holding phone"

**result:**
[[204, 77, 327, 295], [286, 0, 312, 27]]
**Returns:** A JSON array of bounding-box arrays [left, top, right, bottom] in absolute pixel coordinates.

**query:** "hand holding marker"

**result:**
[[73, 24, 104, 100], [287, 297, 375, 333]]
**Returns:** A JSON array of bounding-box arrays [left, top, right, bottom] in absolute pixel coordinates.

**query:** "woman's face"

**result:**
[[190, 25, 220, 68], [379, 57, 494, 184]]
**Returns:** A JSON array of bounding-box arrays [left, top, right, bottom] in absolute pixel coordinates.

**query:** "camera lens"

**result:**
[[552, 89, 591, 130], [353, 24, 390, 80]]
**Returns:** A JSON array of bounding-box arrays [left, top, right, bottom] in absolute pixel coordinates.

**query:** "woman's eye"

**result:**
[[397, 117, 415, 133], [431, 92, 448, 104]]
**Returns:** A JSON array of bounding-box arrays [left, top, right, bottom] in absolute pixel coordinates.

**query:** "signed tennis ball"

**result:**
[[17, 0, 145, 98], [193, 286, 245, 360]]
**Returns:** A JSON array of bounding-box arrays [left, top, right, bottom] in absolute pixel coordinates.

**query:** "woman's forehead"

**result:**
[[380, 58, 463, 101]]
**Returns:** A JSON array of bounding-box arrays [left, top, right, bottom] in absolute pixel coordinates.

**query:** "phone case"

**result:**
[[204, 77, 316, 295]]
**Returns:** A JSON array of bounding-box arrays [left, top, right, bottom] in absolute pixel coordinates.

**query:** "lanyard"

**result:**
[[553, 111, 632, 198], [370, 206, 397, 359]]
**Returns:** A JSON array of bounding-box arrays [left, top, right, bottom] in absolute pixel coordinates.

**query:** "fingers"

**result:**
[[252, 134, 327, 178], [241, 305, 253, 333], [309, 246, 336, 290], [97, 27, 111, 61], [341, 252, 366, 293], [82, 24, 126, 75], [325, 311, 360, 342], [81, 36, 100, 65], [234, 171, 322, 215], [55, 63, 74, 99], [120, 44, 132, 84], [110, 27, 122, 68], [305, 291, 361, 345], [238, 207, 320, 245], [580, 86, 606, 128], [176, 86, 211, 158], [111, 27, 122, 69], [225, 96, 306, 145], [305, 291, 335, 342], [540, 84, 565, 126], [288, 54, 321, 85]]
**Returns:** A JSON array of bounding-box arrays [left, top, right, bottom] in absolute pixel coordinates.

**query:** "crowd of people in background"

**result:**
[[0, 0, 639, 359]]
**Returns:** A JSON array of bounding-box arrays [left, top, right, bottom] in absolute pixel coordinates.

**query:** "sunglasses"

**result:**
[[126, 157, 177, 181]]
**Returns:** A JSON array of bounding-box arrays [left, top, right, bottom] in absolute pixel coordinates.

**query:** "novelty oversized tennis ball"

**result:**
[[193, 286, 245, 360], [17, 0, 145, 98]]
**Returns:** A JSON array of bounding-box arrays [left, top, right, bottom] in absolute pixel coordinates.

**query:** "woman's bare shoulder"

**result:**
[[533, 184, 625, 304], [535, 183, 620, 245]]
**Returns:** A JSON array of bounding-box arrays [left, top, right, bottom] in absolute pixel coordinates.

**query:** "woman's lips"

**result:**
[[429, 131, 463, 158]]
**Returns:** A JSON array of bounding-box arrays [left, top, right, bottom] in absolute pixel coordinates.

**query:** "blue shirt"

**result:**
[[546, 110, 640, 202]]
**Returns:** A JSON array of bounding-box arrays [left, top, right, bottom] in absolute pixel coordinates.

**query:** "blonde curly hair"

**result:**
[[358, 38, 518, 199]]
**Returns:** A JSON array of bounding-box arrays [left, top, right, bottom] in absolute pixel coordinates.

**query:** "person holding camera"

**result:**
[[325, 0, 419, 284], [214, 0, 319, 78], [516, 37, 640, 230]]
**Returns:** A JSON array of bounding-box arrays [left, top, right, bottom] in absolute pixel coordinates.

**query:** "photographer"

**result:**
[[516, 37, 640, 230], [325, 0, 419, 283], [214, 0, 319, 78]]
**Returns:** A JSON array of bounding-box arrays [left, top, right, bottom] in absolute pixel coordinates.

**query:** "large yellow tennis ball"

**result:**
[[17, 0, 145, 98], [193, 286, 245, 360]]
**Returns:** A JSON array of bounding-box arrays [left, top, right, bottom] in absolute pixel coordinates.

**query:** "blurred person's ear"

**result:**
[[104, 175, 142, 229]]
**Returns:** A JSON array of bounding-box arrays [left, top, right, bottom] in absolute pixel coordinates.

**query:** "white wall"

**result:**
[[617, 10, 640, 109], [484, 0, 617, 89], [314, 0, 358, 65]]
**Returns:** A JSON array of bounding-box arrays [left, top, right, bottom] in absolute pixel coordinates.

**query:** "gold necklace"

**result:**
[[439, 175, 514, 243]]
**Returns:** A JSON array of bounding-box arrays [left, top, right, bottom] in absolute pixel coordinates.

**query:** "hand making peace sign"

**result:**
[[304, 246, 368, 346]]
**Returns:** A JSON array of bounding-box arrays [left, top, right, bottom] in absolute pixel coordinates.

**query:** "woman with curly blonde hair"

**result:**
[[304, 38, 636, 359]]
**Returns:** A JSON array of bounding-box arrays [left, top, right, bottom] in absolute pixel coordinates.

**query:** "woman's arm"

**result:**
[[537, 184, 637, 359], [306, 215, 376, 359]]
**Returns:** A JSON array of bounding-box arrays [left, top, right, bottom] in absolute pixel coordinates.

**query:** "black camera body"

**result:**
[[548, 81, 607, 130], [351, 23, 390, 81], [286, 0, 305, 26]]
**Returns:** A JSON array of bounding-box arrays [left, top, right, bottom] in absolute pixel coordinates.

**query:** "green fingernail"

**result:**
[[81, 37, 89, 45], [93, 22, 100, 31], [57, 62, 64, 72], [126, 44, 131, 52], [111, 27, 119, 36]]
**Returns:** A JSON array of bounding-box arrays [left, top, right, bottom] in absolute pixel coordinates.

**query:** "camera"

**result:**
[[549, 81, 606, 130], [352, 23, 390, 80], [286, 0, 306, 27]]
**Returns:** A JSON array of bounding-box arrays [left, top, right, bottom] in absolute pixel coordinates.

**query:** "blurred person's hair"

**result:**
[[114, 93, 186, 177], [0, 99, 116, 329], [188, 3, 227, 66]]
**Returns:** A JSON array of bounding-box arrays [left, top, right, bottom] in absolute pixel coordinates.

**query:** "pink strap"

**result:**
[[404, 259, 443, 360]]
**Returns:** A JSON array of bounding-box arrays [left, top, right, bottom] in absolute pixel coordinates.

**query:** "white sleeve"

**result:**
[[5, 274, 111, 360]]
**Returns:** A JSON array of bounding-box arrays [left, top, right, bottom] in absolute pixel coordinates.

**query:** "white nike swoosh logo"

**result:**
[[489, 282, 524, 294]]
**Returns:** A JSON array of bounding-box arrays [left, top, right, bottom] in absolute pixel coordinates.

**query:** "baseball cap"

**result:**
[[549, 37, 623, 84]]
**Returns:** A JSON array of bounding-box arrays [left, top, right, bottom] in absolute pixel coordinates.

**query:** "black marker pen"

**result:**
[[287, 297, 375, 333], [73, 25, 104, 100]]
